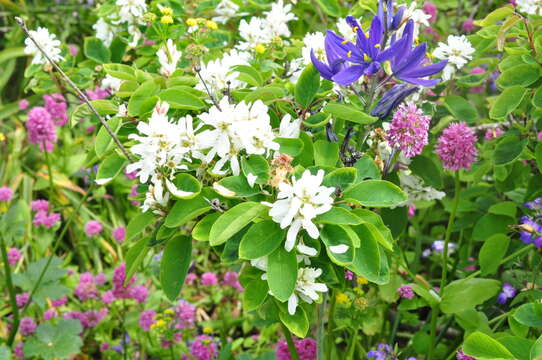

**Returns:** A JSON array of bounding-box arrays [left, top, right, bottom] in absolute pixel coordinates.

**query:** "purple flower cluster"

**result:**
[[139, 309, 156, 331], [387, 102, 431, 158], [112, 226, 126, 243], [75, 272, 106, 301], [0, 186, 14, 202], [457, 349, 477, 360], [497, 283, 516, 304], [276, 338, 317, 360], [32, 199, 61, 228], [223, 271, 243, 291], [8, 248, 22, 266], [16, 293, 30, 308], [484, 127, 503, 141], [64, 309, 109, 328], [397, 285, 415, 299], [26, 107, 58, 152], [85, 220, 103, 236], [175, 300, 197, 329], [435, 122, 478, 171], [190, 335, 219, 360], [43, 94, 68, 126], [201, 272, 218, 286], [19, 317, 37, 336], [519, 215, 542, 248], [86, 87, 110, 100]]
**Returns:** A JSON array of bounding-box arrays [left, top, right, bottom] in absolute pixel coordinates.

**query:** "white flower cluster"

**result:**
[[517, 0, 542, 16], [398, 1, 432, 39], [433, 35, 475, 80], [398, 171, 445, 206], [92, 0, 147, 47], [24, 27, 64, 65], [264, 170, 335, 252], [195, 50, 251, 95], [237, 0, 297, 51], [157, 39, 182, 77], [213, 0, 242, 24]]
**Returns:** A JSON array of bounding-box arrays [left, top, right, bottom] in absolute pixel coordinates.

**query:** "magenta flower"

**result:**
[[80, 309, 108, 328], [276, 338, 317, 360], [484, 128, 503, 141], [435, 122, 478, 171], [201, 272, 218, 286], [86, 87, 110, 100], [344, 270, 354, 281], [131, 285, 149, 303], [139, 310, 156, 331], [33, 211, 61, 228], [102, 290, 115, 304], [51, 296, 68, 307], [26, 106, 57, 152], [175, 300, 196, 329], [398, 285, 415, 299], [423, 2, 437, 23], [68, 44, 78, 57], [462, 18, 476, 33], [190, 335, 218, 360], [43, 309, 57, 321], [19, 317, 37, 336], [223, 271, 244, 291], [16, 293, 30, 308], [0, 186, 14, 202], [185, 273, 197, 285], [19, 99, 30, 110], [408, 205, 416, 218], [112, 263, 136, 299], [14, 343, 24, 359], [457, 349, 477, 360], [387, 101, 431, 158], [43, 94, 68, 126], [31, 199, 49, 212], [85, 220, 103, 236], [8, 248, 22, 266], [125, 169, 138, 179], [75, 272, 101, 301], [112, 226, 126, 243]]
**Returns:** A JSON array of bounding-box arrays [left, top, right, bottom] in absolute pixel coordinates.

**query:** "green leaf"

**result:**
[[243, 279, 268, 311], [214, 176, 259, 198], [314, 207, 362, 226], [494, 135, 528, 165], [353, 221, 393, 252], [514, 303, 542, 328], [244, 86, 286, 103], [304, 112, 331, 128], [125, 236, 150, 285], [126, 211, 154, 242], [440, 278, 501, 314], [267, 246, 298, 302], [346, 227, 387, 284], [489, 85, 527, 119], [530, 335, 542, 360], [314, 140, 339, 167], [488, 202, 517, 218], [275, 137, 304, 157], [295, 64, 320, 109], [533, 87, 542, 108], [323, 167, 357, 189], [109, 37, 128, 63], [279, 306, 309, 338], [472, 214, 514, 242], [535, 143, 542, 173], [241, 155, 270, 185], [127, 80, 161, 116], [166, 173, 202, 199], [474, 5, 514, 27], [409, 155, 443, 189], [209, 202, 268, 246], [84, 37, 111, 63], [103, 63, 136, 81], [95, 152, 127, 185], [320, 225, 356, 265], [351, 209, 394, 250], [192, 213, 221, 242], [354, 155, 381, 181], [159, 88, 206, 110], [239, 220, 285, 260], [160, 235, 192, 301], [343, 180, 407, 207], [165, 195, 211, 228], [316, 0, 341, 17], [497, 64, 540, 88], [463, 332, 514, 360], [232, 65, 263, 87], [444, 95, 478, 123], [24, 319, 83, 360], [323, 102, 377, 125], [479, 234, 510, 275], [70, 99, 118, 127], [95, 117, 122, 158]]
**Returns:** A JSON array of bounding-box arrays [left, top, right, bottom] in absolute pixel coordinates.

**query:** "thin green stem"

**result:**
[[1, 234, 19, 347], [43, 145, 55, 204], [317, 295, 327, 360], [465, 244, 534, 281], [346, 328, 358, 360], [427, 306, 439, 360], [325, 290, 336, 360], [282, 322, 301, 360], [440, 172, 461, 291]]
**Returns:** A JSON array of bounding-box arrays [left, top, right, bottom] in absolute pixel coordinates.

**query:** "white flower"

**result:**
[[287, 267, 328, 315], [300, 32, 326, 66], [433, 35, 475, 80], [101, 74, 122, 93], [197, 98, 278, 175], [24, 27, 64, 65], [517, 0, 542, 15], [246, 173, 258, 187], [116, 0, 147, 24], [195, 49, 251, 95], [264, 0, 297, 38], [336, 17, 357, 43], [141, 180, 169, 215], [397, 2, 431, 39], [213, 0, 240, 24], [279, 114, 301, 139], [157, 39, 182, 77], [116, 104, 128, 117], [398, 171, 445, 206], [93, 18, 117, 46], [127, 25, 143, 47], [264, 170, 335, 252], [238, 17, 273, 51]]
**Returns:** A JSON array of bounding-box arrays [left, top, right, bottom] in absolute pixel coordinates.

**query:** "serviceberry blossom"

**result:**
[[399, 171, 445, 205], [201, 272, 219, 286], [190, 335, 218, 360], [112, 226, 126, 243], [0, 186, 13, 202], [197, 98, 278, 175], [195, 50, 250, 95], [264, 170, 334, 252], [26, 107, 57, 152], [8, 248, 21, 266], [433, 35, 475, 80], [497, 283, 517, 304], [19, 317, 37, 336], [213, 0, 240, 24], [516, 0, 542, 15], [139, 310, 156, 331], [387, 101, 431, 158], [116, 0, 147, 24], [93, 18, 117, 46], [43, 94, 68, 126], [286, 267, 328, 315], [157, 39, 182, 77], [398, 285, 415, 299], [85, 220, 103, 236], [435, 122, 478, 171], [24, 27, 63, 65], [101, 74, 122, 94], [276, 338, 317, 360]]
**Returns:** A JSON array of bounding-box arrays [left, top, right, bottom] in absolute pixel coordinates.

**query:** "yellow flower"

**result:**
[[158, 5, 173, 15], [150, 319, 167, 330], [353, 288, 365, 296], [186, 18, 197, 26], [164, 309, 175, 316], [143, 12, 157, 22], [161, 15, 173, 24], [357, 276, 368, 285], [0, 133, 5, 142], [255, 44, 266, 54], [336, 293, 350, 305], [203, 327, 213, 334], [206, 20, 218, 30]]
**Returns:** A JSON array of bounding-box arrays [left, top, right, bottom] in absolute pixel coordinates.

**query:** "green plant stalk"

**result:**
[[346, 328, 358, 360], [325, 290, 336, 360], [440, 172, 461, 291], [282, 322, 301, 360], [43, 145, 55, 203], [427, 306, 439, 360], [1, 234, 19, 347], [317, 296, 327, 360]]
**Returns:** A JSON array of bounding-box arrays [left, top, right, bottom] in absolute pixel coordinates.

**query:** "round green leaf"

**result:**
[[343, 180, 407, 207], [267, 247, 298, 302], [239, 220, 285, 260]]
